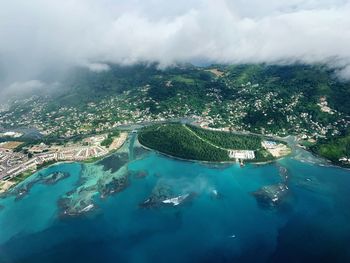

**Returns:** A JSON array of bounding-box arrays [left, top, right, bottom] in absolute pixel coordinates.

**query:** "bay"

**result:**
[[0, 141, 350, 263]]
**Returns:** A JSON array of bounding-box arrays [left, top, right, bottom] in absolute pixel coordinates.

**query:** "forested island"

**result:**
[[138, 123, 290, 162]]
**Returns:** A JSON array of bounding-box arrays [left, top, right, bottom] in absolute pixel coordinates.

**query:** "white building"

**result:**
[[228, 150, 255, 160]]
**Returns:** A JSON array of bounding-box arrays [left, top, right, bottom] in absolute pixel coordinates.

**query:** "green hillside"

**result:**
[[2, 63, 350, 165]]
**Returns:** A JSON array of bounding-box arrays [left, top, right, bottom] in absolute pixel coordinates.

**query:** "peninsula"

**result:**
[[138, 123, 291, 162]]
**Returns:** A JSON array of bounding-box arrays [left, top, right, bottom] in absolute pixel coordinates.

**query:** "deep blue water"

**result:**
[[1, 151, 350, 263]]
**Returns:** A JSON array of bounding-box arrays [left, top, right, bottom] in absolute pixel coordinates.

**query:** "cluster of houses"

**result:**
[[0, 149, 34, 180], [0, 133, 126, 182]]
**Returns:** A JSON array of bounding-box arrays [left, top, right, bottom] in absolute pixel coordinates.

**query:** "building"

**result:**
[[228, 150, 255, 160]]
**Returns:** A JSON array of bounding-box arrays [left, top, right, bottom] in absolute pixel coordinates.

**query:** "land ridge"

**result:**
[[138, 123, 291, 163]]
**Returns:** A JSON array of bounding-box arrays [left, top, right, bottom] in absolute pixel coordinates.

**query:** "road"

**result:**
[[183, 125, 229, 151]]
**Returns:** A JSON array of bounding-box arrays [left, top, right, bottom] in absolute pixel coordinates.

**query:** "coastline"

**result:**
[[138, 141, 286, 166], [0, 160, 77, 194], [2, 127, 348, 195], [138, 123, 293, 166], [138, 138, 349, 171], [307, 147, 350, 169], [0, 133, 129, 194]]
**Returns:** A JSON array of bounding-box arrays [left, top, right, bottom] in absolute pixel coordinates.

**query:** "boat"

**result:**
[[162, 193, 190, 206], [80, 204, 94, 213]]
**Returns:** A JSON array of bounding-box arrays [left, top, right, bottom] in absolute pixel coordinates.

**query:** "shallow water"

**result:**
[[0, 146, 350, 263]]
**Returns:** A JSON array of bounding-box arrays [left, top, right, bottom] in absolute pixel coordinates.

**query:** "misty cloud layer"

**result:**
[[1, 0, 350, 94]]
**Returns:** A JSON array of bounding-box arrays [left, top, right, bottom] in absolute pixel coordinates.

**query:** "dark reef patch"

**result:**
[[97, 153, 129, 173], [252, 183, 289, 209], [98, 175, 129, 198], [7, 172, 70, 201]]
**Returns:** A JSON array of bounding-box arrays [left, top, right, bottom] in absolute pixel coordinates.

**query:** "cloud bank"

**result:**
[[1, 0, 350, 89]]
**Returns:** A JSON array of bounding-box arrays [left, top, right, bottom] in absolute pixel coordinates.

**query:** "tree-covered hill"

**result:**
[[138, 123, 277, 162], [138, 123, 230, 162]]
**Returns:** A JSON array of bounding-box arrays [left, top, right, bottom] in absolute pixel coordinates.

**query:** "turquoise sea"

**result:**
[[1, 137, 350, 263]]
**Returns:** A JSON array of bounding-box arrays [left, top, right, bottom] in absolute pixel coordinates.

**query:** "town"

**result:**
[[0, 132, 128, 193], [1, 64, 350, 185], [1, 66, 349, 143]]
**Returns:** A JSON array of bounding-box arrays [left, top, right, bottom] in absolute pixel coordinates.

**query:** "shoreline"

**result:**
[[137, 123, 294, 166], [138, 142, 285, 166], [138, 138, 349, 170], [307, 147, 350, 170], [0, 133, 129, 194], [2, 129, 348, 194], [0, 160, 78, 194]]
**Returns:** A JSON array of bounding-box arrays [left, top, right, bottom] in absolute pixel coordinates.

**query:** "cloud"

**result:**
[[0, 80, 44, 101], [336, 65, 350, 80], [7, 80, 44, 91], [1, 0, 350, 89], [0, 80, 61, 102], [85, 63, 111, 73]]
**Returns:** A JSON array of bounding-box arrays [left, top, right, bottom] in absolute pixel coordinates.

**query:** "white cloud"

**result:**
[[7, 80, 44, 91], [1, 0, 350, 86], [336, 65, 350, 80], [0, 80, 45, 100], [85, 63, 111, 73]]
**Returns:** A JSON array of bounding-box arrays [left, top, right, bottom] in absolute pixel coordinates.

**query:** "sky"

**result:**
[[1, 0, 350, 97]]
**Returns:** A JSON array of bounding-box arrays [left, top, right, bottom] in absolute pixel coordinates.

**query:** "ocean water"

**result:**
[[1, 145, 350, 263]]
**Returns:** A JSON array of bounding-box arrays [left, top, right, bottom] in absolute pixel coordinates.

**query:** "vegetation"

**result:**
[[101, 137, 113, 147], [9, 169, 36, 184], [139, 123, 276, 162], [187, 125, 261, 150], [254, 149, 275, 163], [139, 123, 229, 162], [2, 63, 350, 165], [5, 64, 349, 137], [311, 130, 350, 166], [101, 130, 121, 148]]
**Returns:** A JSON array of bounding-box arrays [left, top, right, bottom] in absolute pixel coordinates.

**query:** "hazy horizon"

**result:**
[[1, 0, 350, 98]]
